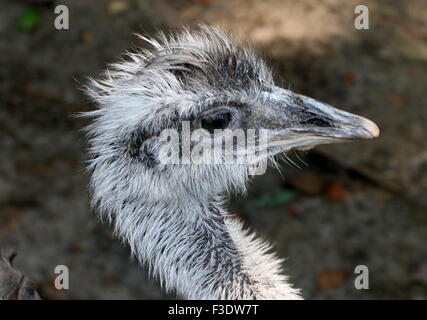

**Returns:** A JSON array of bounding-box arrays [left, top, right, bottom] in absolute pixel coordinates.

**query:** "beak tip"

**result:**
[[360, 117, 380, 139]]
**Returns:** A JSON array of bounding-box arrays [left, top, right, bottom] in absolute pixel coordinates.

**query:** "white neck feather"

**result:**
[[111, 192, 301, 299]]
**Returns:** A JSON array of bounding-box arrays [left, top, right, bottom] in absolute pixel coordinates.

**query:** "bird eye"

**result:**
[[200, 111, 233, 134]]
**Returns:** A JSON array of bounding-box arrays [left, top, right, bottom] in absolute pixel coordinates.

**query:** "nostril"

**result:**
[[301, 118, 331, 127]]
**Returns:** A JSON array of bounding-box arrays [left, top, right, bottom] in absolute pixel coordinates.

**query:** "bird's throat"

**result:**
[[114, 196, 302, 299]]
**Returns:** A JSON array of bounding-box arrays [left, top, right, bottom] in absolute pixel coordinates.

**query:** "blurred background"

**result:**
[[1, 0, 427, 299]]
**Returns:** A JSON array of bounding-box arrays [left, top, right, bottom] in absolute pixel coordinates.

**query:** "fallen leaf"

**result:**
[[68, 244, 84, 253], [292, 171, 323, 195], [18, 7, 41, 31], [316, 269, 347, 292], [343, 72, 357, 85], [325, 180, 348, 201]]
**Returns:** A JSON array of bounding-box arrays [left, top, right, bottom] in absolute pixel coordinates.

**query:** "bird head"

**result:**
[[84, 26, 379, 207]]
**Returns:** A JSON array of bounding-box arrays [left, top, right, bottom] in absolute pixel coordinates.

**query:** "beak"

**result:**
[[259, 86, 380, 151]]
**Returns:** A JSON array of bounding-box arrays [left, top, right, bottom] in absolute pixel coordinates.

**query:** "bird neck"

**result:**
[[114, 192, 301, 299]]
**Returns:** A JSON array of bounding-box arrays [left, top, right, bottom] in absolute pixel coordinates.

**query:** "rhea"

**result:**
[[84, 26, 379, 299]]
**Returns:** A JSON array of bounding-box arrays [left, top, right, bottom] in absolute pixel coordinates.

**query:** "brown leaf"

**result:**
[[343, 72, 357, 85], [316, 269, 347, 292], [284, 204, 300, 217], [68, 244, 84, 253], [325, 180, 348, 201], [291, 171, 324, 195]]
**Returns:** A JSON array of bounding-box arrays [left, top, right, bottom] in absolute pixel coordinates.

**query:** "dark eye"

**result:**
[[201, 112, 232, 134]]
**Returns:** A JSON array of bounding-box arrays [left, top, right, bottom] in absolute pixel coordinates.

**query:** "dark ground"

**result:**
[[1, 0, 427, 299]]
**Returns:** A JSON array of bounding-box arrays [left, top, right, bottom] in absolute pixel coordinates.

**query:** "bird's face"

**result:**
[[86, 26, 379, 199], [190, 85, 379, 158]]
